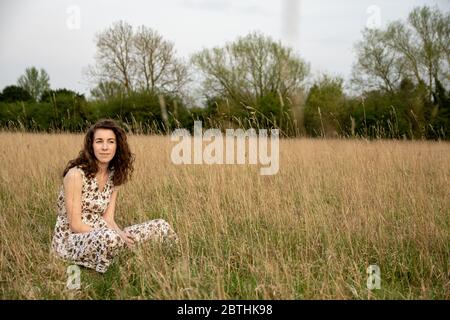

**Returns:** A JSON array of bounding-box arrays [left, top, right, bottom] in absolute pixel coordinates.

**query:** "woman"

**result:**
[[51, 119, 178, 273]]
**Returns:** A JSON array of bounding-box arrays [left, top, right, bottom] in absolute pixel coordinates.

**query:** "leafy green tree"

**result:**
[[304, 75, 345, 137], [192, 32, 309, 131], [91, 90, 190, 133], [41, 89, 88, 131], [17, 67, 50, 101], [0, 85, 33, 102], [351, 5, 449, 139], [352, 6, 449, 103], [346, 79, 432, 139], [351, 28, 404, 93], [90, 81, 126, 100]]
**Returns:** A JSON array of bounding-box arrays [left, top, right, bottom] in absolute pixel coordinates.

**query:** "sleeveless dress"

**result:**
[[51, 166, 178, 273]]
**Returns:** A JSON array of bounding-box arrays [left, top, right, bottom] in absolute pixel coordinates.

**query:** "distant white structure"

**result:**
[[282, 0, 301, 50]]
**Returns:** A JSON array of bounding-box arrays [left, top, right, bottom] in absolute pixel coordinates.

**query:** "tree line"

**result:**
[[0, 5, 448, 139]]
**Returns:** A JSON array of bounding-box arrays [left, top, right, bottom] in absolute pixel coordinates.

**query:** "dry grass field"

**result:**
[[0, 132, 449, 299]]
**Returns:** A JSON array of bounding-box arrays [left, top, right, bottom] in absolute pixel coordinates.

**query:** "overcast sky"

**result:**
[[0, 0, 448, 97]]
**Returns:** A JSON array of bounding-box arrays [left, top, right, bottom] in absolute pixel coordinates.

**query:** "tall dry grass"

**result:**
[[0, 132, 449, 299]]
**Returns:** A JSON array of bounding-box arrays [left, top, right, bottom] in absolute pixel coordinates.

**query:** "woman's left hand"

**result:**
[[118, 229, 135, 248]]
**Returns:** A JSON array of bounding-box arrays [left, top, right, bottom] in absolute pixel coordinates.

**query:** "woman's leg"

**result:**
[[123, 218, 179, 245], [67, 228, 127, 273]]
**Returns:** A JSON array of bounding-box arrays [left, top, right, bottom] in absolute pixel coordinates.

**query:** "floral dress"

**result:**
[[51, 166, 178, 273]]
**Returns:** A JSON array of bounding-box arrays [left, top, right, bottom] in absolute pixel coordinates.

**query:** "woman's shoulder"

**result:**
[[64, 166, 86, 180]]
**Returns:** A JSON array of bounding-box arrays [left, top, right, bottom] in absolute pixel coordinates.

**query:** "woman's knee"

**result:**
[[155, 219, 178, 242], [156, 218, 169, 228], [153, 219, 175, 234], [102, 228, 125, 248]]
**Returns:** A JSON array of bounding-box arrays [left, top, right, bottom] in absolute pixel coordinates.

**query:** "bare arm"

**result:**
[[103, 187, 135, 247], [64, 168, 93, 233], [102, 187, 121, 231]]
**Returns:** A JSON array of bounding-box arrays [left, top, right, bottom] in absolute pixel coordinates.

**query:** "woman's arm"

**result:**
[[64, 168, 93, 233], [103, 187, 135, 247], [102, 187, 121, 231]]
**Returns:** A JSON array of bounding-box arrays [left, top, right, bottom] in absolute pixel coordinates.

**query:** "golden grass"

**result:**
[[0, 132, 449, 299]]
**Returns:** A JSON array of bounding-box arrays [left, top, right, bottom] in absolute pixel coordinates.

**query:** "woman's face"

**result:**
[[93, 129, 117, 165]]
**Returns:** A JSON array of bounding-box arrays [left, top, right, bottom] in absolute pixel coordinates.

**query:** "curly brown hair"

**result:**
[[63, 119, 135, 186]]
